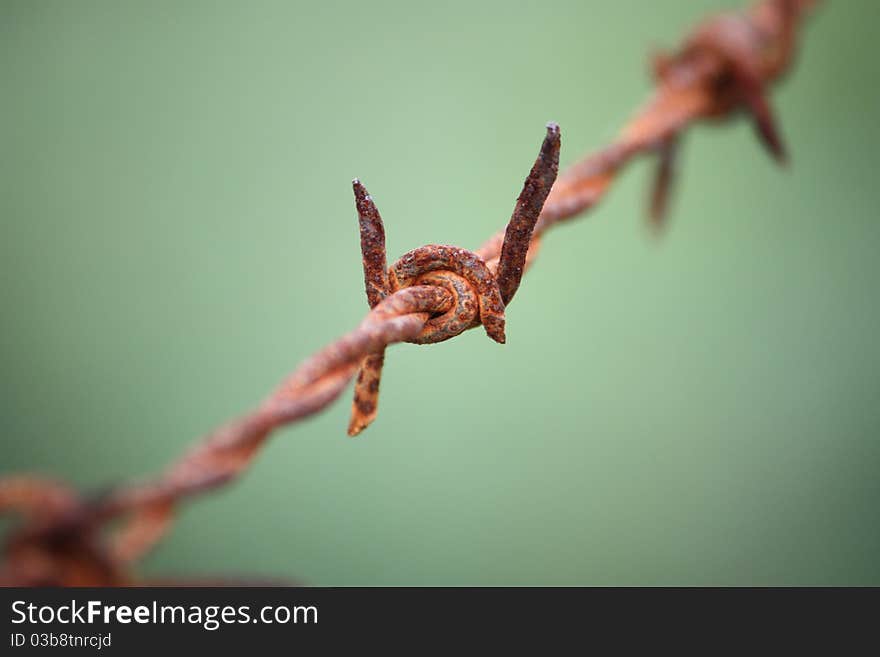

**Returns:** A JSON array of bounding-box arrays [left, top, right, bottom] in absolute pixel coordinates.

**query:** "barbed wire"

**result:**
[[0, 0, 820, 586]]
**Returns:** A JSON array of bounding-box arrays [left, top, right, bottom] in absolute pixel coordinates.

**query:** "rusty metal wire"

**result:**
[[0, 0, 820, 586]]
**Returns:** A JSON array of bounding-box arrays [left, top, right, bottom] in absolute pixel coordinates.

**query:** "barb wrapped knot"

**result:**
[[391, 245, 504, 344]]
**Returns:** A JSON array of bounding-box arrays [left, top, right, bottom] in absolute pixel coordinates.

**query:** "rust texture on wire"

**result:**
[[0, 0, 819, 586]]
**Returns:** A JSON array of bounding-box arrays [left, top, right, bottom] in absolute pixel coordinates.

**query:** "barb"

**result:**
[[0, 0, 820, 586], [348, 123, 561, 435]]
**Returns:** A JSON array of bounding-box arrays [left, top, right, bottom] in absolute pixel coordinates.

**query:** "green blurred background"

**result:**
[[1, 0, 878, 585]]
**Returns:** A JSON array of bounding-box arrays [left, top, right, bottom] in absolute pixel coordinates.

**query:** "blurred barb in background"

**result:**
[[1, 0, 879, 585]]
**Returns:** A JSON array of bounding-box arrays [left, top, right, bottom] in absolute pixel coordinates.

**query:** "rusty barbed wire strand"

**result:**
[[0, 0, 819, 586]]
